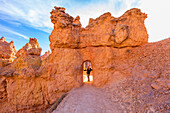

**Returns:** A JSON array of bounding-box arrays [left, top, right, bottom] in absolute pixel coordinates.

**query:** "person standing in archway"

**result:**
[[84, 66, 92, 82]]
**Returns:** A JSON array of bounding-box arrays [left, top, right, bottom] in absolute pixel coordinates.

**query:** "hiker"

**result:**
[[84, 66, 92, 82]]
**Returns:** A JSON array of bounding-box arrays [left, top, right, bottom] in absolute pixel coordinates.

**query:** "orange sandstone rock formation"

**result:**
[[0, 38, 43, 112], [0, 37, 16, 68], [49, 7, 148, 51], [0, 7, 169, 113], [48, 7, 149, 87], [41, 50, 51, 60], [16, 38, 42, 57]]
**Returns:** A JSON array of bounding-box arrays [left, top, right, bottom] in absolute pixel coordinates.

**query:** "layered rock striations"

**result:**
[[0, 7, 169, 113]]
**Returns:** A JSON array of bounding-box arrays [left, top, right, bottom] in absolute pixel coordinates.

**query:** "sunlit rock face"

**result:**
[[16, 38, 42, 57], [0, 6, 169, 113], [0, 37, 16, 67], [49, 7, 148, 51], [0, 38, 43, 112], [48, 7, 149, 87]]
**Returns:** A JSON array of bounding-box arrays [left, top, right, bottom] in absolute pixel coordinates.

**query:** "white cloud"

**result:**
[[0, 24, 29, 40], [0, 0, 139, 31], [0, 0, 57, 33]]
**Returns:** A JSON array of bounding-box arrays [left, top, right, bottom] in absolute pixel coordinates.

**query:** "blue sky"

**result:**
[[0, 0, 170, 54]]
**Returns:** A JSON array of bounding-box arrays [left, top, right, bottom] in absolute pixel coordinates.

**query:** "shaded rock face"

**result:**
[[0, 7, 169, 113], [0, 37, 16, 67]]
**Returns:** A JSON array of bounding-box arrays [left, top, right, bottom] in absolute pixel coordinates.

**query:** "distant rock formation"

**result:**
[[16, 38, 42, 57], [0, 37, 16, 67], [41, 50, 50, 60], [0, 7, 169, 113]]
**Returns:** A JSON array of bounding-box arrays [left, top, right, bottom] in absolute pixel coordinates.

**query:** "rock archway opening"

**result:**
[[83, 61, 93, 83]]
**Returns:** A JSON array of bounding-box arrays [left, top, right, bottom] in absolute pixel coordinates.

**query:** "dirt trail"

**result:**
[[53, 84, 123, 113]]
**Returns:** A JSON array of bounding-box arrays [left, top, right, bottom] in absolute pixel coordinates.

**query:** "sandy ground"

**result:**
[[53, 84, 123, 113]]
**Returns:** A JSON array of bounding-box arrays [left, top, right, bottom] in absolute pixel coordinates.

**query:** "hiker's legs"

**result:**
[[87, 74, 90, 81]]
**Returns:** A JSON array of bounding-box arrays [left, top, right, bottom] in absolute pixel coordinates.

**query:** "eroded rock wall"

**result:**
[[49, 7, 148, 51], [47, 6, 150, 88], [0, 37, 16, 106], [0, 38, 43, 112]]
